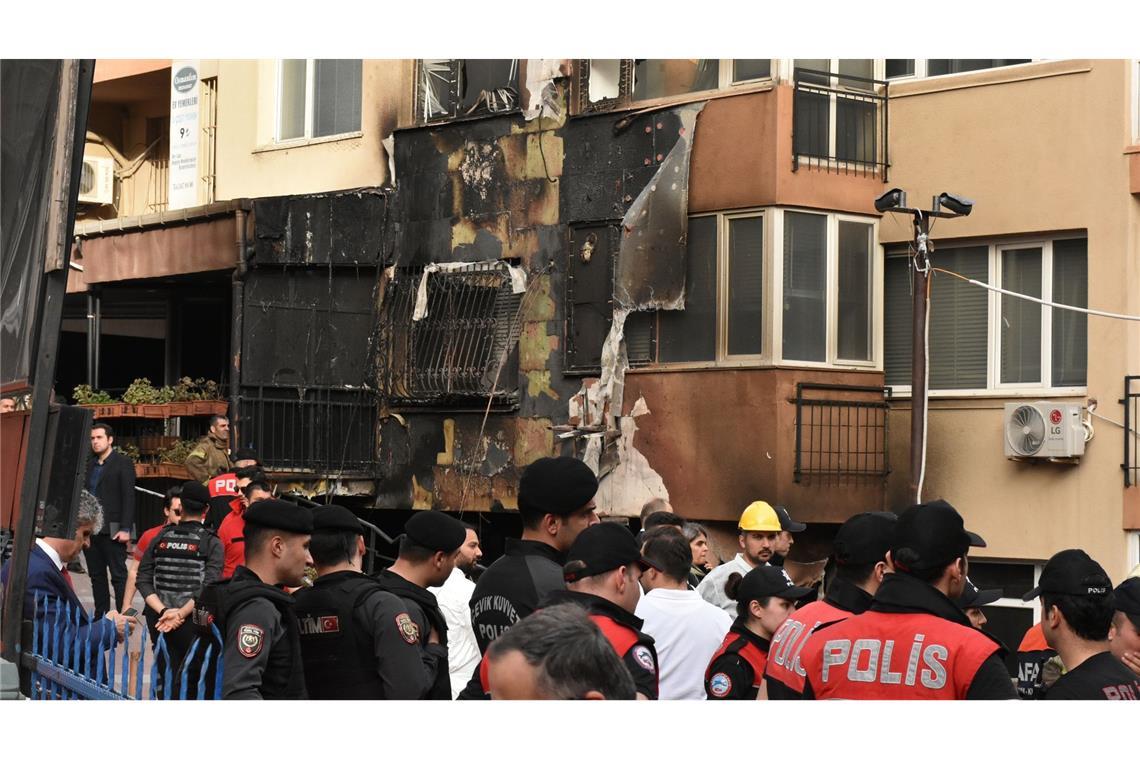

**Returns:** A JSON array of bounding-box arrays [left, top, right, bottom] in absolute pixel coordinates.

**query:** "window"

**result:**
[[884, 236, 1087, 391], [616, 208, 877, 367], [791, 59, 881, 168], [277, 60, 361, 141], [418, 60, 519, 122], [884, 59, 1032, 80], [576, 59, 773, 112]]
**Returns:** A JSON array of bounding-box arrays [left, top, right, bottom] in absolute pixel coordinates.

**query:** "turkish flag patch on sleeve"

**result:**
[[238, 624, 265, 658]]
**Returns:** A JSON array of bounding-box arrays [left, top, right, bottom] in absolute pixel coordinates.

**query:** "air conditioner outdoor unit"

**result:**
[[1003, 402, 1085, 460], [77, 155, 115, 205]]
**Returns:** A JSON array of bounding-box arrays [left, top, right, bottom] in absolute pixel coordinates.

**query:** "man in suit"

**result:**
[[1, 490, 133, 654], [83, 422, 136, 618]]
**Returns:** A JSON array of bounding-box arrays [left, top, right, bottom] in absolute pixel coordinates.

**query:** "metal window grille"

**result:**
[[794, 382, 891, 485], [792, 67, 890, 179], [377, 263, 522, 405], [1124, 375, 1140, 487]]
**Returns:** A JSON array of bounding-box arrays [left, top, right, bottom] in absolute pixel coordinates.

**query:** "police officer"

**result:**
[[136, 481, 222, 686], [375, 510, 466, 700], [194, 499, 312, 699], [696, 500, 783, 616], [294, 505, 432, 699], [797, 500, 1016, 699], [468, 456, 601, 654], [957, 576, 1002, 630], [706, 564, 812, 700], [766, 511, 896, 700], [770, 506, 806, 568]]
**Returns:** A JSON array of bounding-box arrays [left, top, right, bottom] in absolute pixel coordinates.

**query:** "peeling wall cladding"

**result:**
[[242, 269, 376, 387], [253, 190, 387, 266], [560, 110, 686, 223]]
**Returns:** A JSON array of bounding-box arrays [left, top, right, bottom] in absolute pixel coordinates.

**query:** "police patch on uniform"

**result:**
[[238, 624, 264, 658], [632, 645, 656, 673], [395, 613, 419, 644], [709, 672, 732, 697]]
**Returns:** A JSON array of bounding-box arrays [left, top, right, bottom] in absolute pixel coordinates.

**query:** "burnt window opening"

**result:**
[[417, 60, 520, 123], [378, 262, 523, 406], [575, 59, 772, 113], [565, 223, 655, 373]]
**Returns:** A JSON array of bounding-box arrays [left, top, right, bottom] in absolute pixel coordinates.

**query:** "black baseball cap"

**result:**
[[311, 505, 365, 535], [232, 448, 259, 463], [564, 522, 660, 583], [834, 511, 898, 566], [179, 480, 211, 510], [1114, 577, 1140, 615], [774, 506, 806, 533], [518, 457, 599, 517], [405, 511, 466, 553], [890, 500, 985, 572], [1022, 549, 1112, 601], [734, 565, 813, 603], [957, 577, 1002, 610], [244, 499, 313, 535]]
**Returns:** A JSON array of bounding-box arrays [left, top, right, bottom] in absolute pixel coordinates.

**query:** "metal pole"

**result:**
[[85, 287, 95, 386], [229, 208, 246, 448], [92, 289, 101, 388], [908, 211, 931, 505]]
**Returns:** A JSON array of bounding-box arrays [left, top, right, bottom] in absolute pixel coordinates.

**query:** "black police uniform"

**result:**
[[294, 570, 432, 699], [541, 588, 660, 700], [375, 568, 452, 700], [136, 519, 223, 678], [195, 565, 306, 699], [469, 538, 566, 653]]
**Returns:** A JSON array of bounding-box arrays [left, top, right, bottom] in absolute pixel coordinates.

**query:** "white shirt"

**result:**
[[636, 587, 732, 700], [695, 554, 758, 618], [35, 538, 63, 571], [429, 566, 480, 699]]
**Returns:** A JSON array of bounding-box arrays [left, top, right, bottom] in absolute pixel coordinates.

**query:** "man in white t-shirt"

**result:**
[[430, 525, 483, 698], [636, 526, 732, 699], [696, 501, 782, 616]]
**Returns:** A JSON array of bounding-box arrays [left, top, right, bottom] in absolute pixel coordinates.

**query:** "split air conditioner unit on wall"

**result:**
[[1003, 402, 1085, 460], [77, 155, 115, 205]]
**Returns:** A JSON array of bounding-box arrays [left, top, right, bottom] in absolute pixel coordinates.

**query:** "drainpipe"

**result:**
[[229, 208, 247, 448]]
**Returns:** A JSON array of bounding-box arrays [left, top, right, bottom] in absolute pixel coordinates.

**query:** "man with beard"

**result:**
[[697, 501, 782, 617], [430, 523, 484, 698]]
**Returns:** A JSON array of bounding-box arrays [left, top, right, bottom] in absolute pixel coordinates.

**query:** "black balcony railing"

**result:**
[[794, 382, 891, 485], [1124, 376, 1140, 487], [238, 386, 376, 476], [792, 67, 889, 179]]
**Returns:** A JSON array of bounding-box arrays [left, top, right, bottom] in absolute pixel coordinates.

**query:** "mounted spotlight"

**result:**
[[936, 192, 974, 217], [874, 187, 908, 213]]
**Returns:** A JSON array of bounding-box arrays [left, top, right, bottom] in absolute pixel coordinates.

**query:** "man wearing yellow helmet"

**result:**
[[696, 501, 782, 618]]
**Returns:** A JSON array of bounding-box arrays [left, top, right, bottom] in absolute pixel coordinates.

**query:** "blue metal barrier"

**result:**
[[24, 592, 224, 699]]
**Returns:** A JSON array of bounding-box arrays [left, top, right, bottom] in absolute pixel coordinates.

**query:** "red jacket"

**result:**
[[217, 508, 246, 578]]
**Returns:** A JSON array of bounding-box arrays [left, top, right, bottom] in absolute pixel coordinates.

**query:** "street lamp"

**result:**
[[875, 188, 974, 504]]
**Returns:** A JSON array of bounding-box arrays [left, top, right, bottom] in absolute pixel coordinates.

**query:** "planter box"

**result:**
[[81, 400, 227, 419], [134, 462, 191, 480], [190, 400, 228, 416], [137, 435, 180, 453]]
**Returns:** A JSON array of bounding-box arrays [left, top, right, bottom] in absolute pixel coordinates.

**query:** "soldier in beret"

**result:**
[[294, 505, 433, 699], [375, 510, 467, 699], [193, 499, 312, 699]]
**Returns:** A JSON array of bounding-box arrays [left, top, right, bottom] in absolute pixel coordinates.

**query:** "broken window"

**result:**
[[632, 59, 719, 101], [576, 59, 773, 113], [377, 262, 523, 404], [565, 223, 655, 372], [277, 59, 362, 140], [417, 60, 520, 122]]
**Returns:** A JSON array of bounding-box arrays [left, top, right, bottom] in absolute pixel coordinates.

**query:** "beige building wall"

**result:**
[[214, 59, 410, 200], [882, 60, 1140, 579]]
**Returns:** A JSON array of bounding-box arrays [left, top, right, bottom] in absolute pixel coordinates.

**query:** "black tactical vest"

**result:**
[[294, 572, 387, 699], [152, 522, 213, 607]]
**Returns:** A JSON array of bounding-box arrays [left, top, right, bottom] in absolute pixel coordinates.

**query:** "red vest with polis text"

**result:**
[[800, 611, 1000, 700], [766, 599, 853, 694], [706, 630, 768, 689]]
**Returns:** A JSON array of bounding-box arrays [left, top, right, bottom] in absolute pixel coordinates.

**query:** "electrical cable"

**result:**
[[932, 267, 1140, 321], [917, 270, 931, 502]]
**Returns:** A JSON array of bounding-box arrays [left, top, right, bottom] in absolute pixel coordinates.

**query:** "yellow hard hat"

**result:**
[[738, 500, 781, 532]]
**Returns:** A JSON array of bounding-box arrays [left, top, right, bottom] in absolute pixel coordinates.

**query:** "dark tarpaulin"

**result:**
[[1, 60, 61, 387]]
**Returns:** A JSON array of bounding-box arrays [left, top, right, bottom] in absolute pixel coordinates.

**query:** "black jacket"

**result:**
[[85, 449, 136, 535], [374, 569, 452, 700], [469, 538, 566, 654]]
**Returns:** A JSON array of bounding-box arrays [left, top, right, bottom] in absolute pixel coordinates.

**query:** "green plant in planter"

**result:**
[[121, 378, 162, 405], [72, 384, 115, 405]]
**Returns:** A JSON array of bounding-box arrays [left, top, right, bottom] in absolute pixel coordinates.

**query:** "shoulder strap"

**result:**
[[588, 613, 640, 657]]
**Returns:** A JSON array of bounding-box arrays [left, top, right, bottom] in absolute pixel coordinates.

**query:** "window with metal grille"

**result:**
[[417, 60, 519, 123], [377, 263, 523, 404]]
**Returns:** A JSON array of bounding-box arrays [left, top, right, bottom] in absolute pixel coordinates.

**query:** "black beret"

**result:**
[[311, 505, 364, 535], [232, 448, 259, 462], [405, 511, 466, 553], [179, 480, 211, 509], [518, 457, 598, 517], [244, 499, 313, 535], [1115, 577, 1140, 616]]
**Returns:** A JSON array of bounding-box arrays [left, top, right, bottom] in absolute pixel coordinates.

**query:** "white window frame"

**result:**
[[275, 59, 361, 143], [723, 59, 776, 87], [972, 562, 1044, 625], [878, 59, 1039, 83], [886, 234, 1088, 397]]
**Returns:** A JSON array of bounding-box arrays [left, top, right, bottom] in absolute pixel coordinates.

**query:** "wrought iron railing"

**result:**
[[238, 386, 376, 475], [1124, 375, 1139, 487], [376, 263, 522, 406], [794, 382, 891, 485], [792, 67, 889, 179]]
